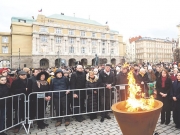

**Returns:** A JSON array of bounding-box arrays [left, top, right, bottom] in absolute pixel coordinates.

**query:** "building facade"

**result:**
[[125, 36, 141, 63], [135, 37, 173, 63], [0, 14, 125, 68]]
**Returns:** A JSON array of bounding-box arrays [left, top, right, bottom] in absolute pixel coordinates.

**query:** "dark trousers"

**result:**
[[6, 99, 13, 128], [14, 101, 25, 129], [161, 106, 171, 123], [0, 108, 5, 131], [73, 98, 85, 114], [173, 104, 180, 126], [54, 96, 70, 122], [35, 99, 45, 126], [100, 94, 111, 118]]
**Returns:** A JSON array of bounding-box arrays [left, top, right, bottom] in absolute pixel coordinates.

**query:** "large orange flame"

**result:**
[[125, 68, 155, 112]]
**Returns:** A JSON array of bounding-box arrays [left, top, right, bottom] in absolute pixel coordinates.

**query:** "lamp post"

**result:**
[[57, 46, 61, 68], [18, 48, 20, 70]]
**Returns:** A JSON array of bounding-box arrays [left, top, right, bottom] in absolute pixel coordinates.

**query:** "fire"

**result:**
[[125, 69, 155, 112]]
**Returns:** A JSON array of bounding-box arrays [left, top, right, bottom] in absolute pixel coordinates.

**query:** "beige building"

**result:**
[[177, 24, 180, 47], [135, 37, 173, 63], [125, 36, 141, 63], [0, 14, 125, 68]]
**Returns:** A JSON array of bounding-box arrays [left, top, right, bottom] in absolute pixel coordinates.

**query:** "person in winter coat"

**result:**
[[49, 69, 70, 127], [11, 71, 33, 133], [171, 72, 180, 128], [32, 71, 50, 129], [86, 71, 98, 120], [70, 65, 86, 122], [137, 68, 150, 96], [0, 76, 9, 135], [156, 69, 172, 125], [30, 69, 39, 84], [116, 66, 128, 101], [147, 66, 156, 83], [170, 68, 178, 82], [98, 64, 115, 122]]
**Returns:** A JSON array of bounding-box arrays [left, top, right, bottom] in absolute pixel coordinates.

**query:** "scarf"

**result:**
[[161, 77, 167, 88], [37, 80, 48, 88]]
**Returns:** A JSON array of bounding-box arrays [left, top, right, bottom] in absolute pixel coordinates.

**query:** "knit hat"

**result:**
[[55, 69, 64, 77], [0, 68, 8, 75]]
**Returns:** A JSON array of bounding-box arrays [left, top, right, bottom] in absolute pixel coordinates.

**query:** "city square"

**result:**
[[1, 0, 180, 135]]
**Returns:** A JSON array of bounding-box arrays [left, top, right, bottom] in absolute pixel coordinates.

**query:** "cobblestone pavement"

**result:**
[[5, 112, 180, 135]]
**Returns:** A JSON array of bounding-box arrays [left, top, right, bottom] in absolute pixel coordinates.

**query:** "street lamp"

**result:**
[[18, 48, 20, 69]]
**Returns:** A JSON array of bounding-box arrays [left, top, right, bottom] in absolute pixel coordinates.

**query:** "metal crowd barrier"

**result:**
[[26, 87, 117, 134], [0, 84, 156, 134], [0, 93, 27, 134]]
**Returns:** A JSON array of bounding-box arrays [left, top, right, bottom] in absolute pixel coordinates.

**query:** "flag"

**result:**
[[38, 9, 42, 12], [106, 21, 108, 24], [32, 16, 34, 19]]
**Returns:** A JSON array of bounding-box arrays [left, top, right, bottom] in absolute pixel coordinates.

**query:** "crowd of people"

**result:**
[[0, 62, 180, 134]]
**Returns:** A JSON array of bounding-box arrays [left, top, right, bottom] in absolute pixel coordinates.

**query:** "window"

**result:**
[[69, 46, 74, 53], [111, 48, 114, 54], [102, 40, 105, 45], [92, 40, 96, 45], [110, 34, 114, 39], [111, 41, 114, 46], [40, 35, 47, 42], [92, 48, 96, 53], [2, 46, 8, 53], [102, 48, 105, 54], [18, 19, 26, 23], [40, 27, 47, 32], [69, 30, 74, 35], [92, 33, 96, 37], [56, 28, 61, 34], [2, 37, 8, 43], [81, 39, 86, 44], [81, 47, 85, 53], [55, 37, 61, 44], [81, 31, 86, 36], [101, 33, 105, 38], [69, 38, 74, 44]]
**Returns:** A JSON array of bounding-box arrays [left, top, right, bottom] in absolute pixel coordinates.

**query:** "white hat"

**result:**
[[148, 66, 152, 70], [116, 66, 120, 71], [93, 68, 98, 72]]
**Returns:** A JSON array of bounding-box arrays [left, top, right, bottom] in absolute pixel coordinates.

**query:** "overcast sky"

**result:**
[[0, 0, 180, 41]]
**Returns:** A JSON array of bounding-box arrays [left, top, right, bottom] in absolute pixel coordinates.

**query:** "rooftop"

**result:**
[[48, 14, 103, 26], [137, 37, 172, 43], [11, 17, 35, 24]]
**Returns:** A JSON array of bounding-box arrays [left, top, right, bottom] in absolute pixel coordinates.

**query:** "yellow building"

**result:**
[[135, 37, 173, 63], [0, 14, 125, 68]]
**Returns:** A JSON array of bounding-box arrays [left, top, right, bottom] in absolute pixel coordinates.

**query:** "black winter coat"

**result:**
[[137, 73, 149, 93], [86, 75, 98, 112], [0, 84, 9, 109], [70, 71, 86, 98], [11, 78, 33, 97], [116, 72, 128, 85], [156, 77, 172, 111], [171, 80, 180, 108], [98, 70, 115, 97]]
